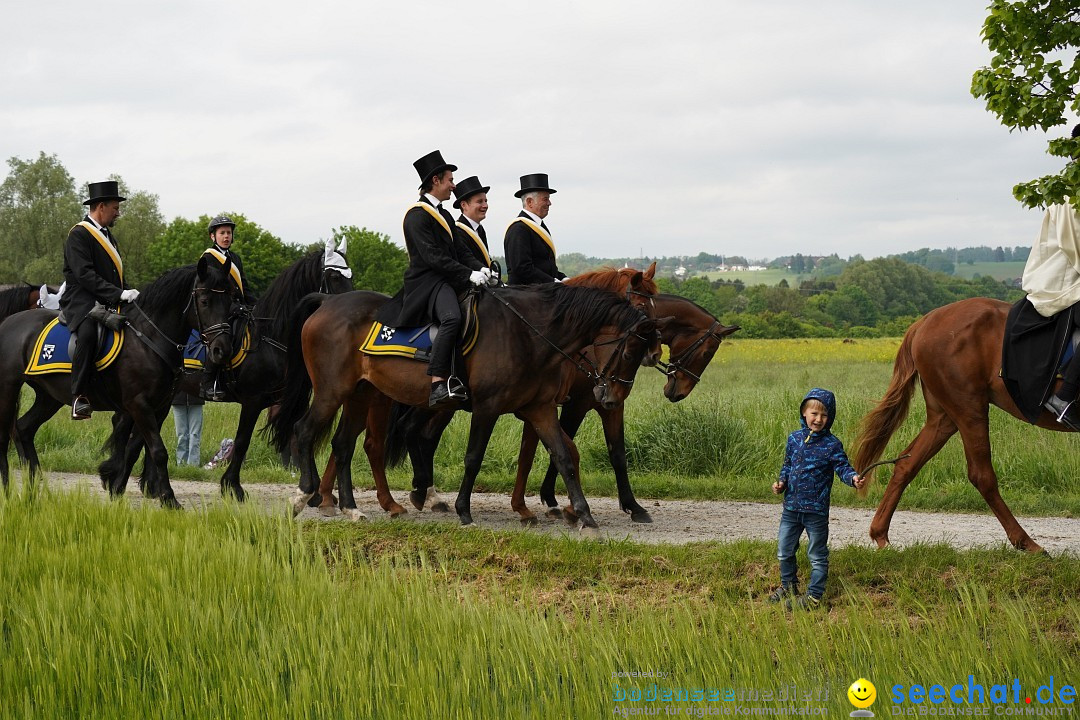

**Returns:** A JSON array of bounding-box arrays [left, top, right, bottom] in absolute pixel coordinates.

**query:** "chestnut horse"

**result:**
[[853, 297, 1058, 553], [386, 293, 738, 525], [0, 283, 49, 320], [312, 266, 662, 520], [268, 282, 660, 529]]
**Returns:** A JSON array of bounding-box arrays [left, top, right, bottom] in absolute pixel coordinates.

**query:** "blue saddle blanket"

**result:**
[[361, 317, 478, 361], [182, 328, 251, 370], [25, 317, 123, 375]]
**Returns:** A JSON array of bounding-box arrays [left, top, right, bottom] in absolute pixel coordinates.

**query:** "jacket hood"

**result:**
[[799, 387, 837, 433]]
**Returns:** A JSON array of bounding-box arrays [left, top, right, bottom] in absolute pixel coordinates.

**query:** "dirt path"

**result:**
[[38, 472, 1080, 554]]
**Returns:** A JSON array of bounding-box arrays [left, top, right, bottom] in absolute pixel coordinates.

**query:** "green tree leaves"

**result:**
[[972, 0, 1080, 208], [0, 152, 81, 284]]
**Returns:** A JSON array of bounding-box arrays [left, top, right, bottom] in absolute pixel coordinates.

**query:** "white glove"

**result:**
[[468, 270, 486, 287], [120, 289, 140, 303], [554, 277, 565, 283]]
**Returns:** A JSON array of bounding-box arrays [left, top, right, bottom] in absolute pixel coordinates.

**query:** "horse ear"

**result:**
[[324, 238, 335, 263], [653, 315, 677, 333], [337, 236, 347, 255], [630, 270, 644, 287], [720, 324, 740, 337], [644, 261, 657, 280], [197, 255, 209, 279]]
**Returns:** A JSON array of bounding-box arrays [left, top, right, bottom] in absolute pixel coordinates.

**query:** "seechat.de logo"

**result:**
[[848, 678, 877, 717]]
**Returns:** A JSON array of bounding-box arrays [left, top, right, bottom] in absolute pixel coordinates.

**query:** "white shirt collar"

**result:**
[[521, 209, 544, 226], [462, 215, 481, 231], [85, 214, 106, 232], [423, 193, 444, 210]]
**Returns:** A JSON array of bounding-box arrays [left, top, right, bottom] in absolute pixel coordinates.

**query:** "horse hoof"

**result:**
[[388, 505, 408, 518], [319, 505, 340, 518], [562, 507, 579, 526], [306, 493, 323, 508], [430, 501, 450, 513], [409, 490, 426, 511], [520, 515, 539, 527], [578, 524, 601, 539], [630, 510, 653, 524], [161, 496, 182, 511], [224, 487, 246, 503], [545, 507, 564, 520], [292, 492, 314, 517], [342, 508, 367, 522], [873, 537, 890, 550]]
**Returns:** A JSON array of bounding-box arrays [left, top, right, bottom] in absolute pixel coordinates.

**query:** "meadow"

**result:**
[[3, 338, 1078, 717], [27, 337, 1080, 517]]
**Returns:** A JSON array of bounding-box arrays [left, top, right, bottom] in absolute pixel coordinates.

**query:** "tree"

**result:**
[[149, 213, 302, 296], [971, 1, 1080, 209], [331, 226, 408, 294], [0, 152, 81, 284]]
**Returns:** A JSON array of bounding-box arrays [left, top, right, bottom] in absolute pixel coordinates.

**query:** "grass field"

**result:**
[[21, 337, 1080, 519], [0, 488, 1074, 718]]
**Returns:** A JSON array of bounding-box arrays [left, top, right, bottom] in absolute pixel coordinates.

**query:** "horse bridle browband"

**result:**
[[654, 320, 725, 383]]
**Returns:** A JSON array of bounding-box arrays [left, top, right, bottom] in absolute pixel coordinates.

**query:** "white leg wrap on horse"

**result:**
[[343, 508, 368, 521]]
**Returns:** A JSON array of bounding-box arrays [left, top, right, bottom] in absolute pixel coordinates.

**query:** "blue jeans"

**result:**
[[777, 508, 830, 599], [173, 404, 203, 466]]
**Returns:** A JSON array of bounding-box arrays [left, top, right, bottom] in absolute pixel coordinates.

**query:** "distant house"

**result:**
[[675, 266, 687, 277]]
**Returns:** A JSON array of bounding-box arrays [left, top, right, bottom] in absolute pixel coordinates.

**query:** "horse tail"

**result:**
[[265, 293, 326, 454], [384, 402, 418, 469], [852, 319, 922, 494]]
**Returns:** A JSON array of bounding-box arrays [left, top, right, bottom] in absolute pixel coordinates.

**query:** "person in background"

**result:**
[[171, 386, 204, 466]]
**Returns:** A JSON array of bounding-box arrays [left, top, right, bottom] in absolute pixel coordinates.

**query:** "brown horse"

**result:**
[[311, 266, 662, 519], [853, 297, 1058, 553], [269, 280, 660, 529], [0, 283, 50, 321]]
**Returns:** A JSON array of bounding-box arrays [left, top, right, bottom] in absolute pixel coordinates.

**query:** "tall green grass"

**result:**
[[16, 337, 1080, 516], [0, 489, 1075, 718]]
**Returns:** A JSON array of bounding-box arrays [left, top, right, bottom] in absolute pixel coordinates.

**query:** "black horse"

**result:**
[[0, 283, 53, 320], [106, 240, 354, 500], [0, 258, 239, 506]]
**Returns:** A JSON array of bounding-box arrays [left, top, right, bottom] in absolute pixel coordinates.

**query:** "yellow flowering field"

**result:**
[[710, 337, 903, 365]]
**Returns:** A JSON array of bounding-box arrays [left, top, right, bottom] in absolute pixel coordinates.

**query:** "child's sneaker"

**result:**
[[767, 585, 797, 603], [795, 594, 822, 610]]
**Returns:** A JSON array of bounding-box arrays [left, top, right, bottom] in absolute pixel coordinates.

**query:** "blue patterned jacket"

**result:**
[[778, 388, 858, 515]]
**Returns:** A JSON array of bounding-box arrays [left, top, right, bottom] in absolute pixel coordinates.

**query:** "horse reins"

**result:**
[[654, 320, 725, 383]]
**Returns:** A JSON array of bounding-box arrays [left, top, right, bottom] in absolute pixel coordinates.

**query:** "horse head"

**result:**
[[654, 295, 739, 402], [591, 310, 661, 410], [194, 254, 243, 368]]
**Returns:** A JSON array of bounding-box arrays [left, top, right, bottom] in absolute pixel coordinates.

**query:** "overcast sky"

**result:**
[[2, 0, 1070, 261]]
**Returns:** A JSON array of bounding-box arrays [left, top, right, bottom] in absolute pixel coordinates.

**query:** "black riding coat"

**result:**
[[377, 198, 475, 327], [454, 215, 494, 273], [60, 217, 127, 331], [210, 244, 258, 305], [504, 211, 566, 285]]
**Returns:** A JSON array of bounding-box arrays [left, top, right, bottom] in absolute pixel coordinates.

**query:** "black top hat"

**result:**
[[413, 150, 458, 184], [83, 180, 126, 206], [514, 173, 557, 198], [452, 176, 490, 209]]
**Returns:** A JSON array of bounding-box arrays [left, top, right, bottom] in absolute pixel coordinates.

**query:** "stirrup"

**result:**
[[446, 375, 468, 400]]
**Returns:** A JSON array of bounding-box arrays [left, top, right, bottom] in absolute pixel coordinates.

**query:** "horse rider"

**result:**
[[503, 173, 566, 285], [201, 214, 256, 401], [1025, 123, 1080, 427], [453, 175, 501, 282], [61, 180, 140, 420], [375, 150, 493, 409]]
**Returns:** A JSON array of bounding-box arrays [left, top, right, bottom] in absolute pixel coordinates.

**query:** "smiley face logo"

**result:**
[[847, 678, 876, 709]]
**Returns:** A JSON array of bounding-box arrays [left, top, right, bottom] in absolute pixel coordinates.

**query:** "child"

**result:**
[[768, 388, 865, 609]]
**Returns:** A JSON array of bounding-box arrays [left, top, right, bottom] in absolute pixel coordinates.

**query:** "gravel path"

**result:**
[[33, 472, 1080, 554]]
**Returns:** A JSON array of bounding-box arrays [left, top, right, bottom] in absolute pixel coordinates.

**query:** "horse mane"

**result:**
[[566, 266, 659, 296], [137, 265, 197, 315], [0, 283, 34, 319], [254, 250, 325, 341], [522, 283, 645, 337]]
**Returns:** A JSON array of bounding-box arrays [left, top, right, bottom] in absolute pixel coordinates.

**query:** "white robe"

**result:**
[[1022, 203, 1080, 317]]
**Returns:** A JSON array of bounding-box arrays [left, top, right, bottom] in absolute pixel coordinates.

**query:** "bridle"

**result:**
[[185, 279, 238, 348], [320, 263, 352, 293], [655, 320, 726, 384]]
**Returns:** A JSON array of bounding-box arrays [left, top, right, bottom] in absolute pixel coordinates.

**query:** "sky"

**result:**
[[1, 0, 1070, 261]]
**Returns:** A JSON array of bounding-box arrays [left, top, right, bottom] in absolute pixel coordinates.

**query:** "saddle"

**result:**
[[26, 316, 124, 376], [1001, 298, 1080, 423], [361, 294, 479, 362]]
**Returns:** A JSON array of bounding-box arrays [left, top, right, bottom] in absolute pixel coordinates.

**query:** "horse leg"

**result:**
[[538, 401, 592, 517], [13, 390, 62, 486], [326, 394, 368, 520], [219, 403, 261, 502], [455, 414, 499, 526], [292, 395, 345, 515], [129, 403, 181, 510], [0, 377, 27, 490], [315, 454, 338, 513], [511, 421, 542, 525], [408, 411, 453, 513], [952, 414, 1043, 553], [597, 405, 651, 523], [359, 391, 405, 517], [524, 408, 596, 531], [869, 399, 957, 548]]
